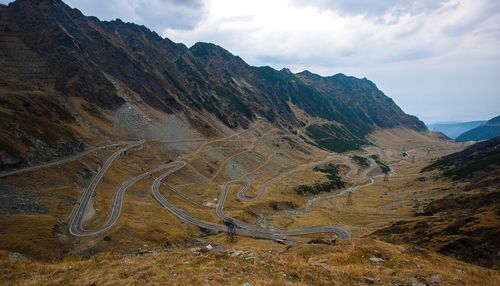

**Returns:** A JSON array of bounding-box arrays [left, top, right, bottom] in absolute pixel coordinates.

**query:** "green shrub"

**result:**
[[352, 155, 369, 167], [295, 164, 345, 195]]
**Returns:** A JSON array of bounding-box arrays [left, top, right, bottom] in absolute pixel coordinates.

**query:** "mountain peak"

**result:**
[[280, 67, 292, 74], [487, 115, 500, 125], [297, 70, 320, 77], [10, 0, 67, 8], [456, 115, 500, 141], [190, 42, 235, 59]]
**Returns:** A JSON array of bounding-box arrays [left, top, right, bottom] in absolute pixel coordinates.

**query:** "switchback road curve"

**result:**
[[68, 140, 361, 242], [218, 180, 351, 240], [0, 141, 136, 179], [69, 141, 143, 236]]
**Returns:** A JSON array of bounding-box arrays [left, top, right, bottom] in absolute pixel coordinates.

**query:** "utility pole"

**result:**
[[224, 218, 238, 243], [346, 191, 353, 206]]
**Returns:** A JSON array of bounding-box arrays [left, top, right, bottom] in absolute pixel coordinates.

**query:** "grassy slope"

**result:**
[[1, 238, 498, 285], [374, 137, 500, 269], [2, 121, 497, 283], [422, 136, 500, 180]]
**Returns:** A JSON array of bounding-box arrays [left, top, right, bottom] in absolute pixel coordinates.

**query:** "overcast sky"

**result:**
[[2, 0, 499, 123]]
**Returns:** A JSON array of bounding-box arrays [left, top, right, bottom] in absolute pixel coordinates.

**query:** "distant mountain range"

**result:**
[[0, 0, 426, 171], [427, 121, 485, 139], [456, 115, 500, 142]]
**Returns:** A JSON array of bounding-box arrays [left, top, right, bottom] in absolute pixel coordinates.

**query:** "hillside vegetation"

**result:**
[[294, 164, 345, 196]]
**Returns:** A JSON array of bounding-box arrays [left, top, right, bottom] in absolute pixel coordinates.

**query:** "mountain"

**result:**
[[422, 135, 500, 180], [455, 115, 500, 142], [0, 0, 425, 172], [427, 121, 485, 139], [375, 137, 500, 268]]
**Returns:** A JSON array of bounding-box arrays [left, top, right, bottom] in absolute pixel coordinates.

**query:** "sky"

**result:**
[[2, 0, 499, 123]]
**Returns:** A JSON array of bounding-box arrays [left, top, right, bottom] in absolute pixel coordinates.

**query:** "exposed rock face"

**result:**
[[0, 0, 427, 171]]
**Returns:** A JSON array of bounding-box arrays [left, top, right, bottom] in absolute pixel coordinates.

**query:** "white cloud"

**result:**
[[0, 0, 207, 30], [164, 0, 499, 69], [291, 0, 449, 17], [62, 0, 207, 30]]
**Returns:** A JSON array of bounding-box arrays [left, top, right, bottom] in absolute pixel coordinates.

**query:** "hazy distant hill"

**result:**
[[456, 116, 500, 142], [427, 121, 485, 139]]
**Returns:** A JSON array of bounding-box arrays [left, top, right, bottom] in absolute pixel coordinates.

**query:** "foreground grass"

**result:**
[[1, 238, 498, 285]]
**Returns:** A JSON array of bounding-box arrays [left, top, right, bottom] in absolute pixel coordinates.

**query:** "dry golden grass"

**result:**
[[256, 136, 465, 238], [1, 238, 498, 285], [4, 122, 496, 285], [0, 215, 68, 261]]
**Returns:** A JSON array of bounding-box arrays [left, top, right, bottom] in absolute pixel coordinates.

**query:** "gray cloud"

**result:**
[[441, 1, 500, 37], [385, 49, 434, 63], [292, 0, 449, 17], [64, 0, 206, 30], [132, 0, 206, 30]]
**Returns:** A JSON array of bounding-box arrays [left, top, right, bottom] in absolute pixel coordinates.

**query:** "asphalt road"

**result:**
[[69, 151, 354, 241], [69, 141, 143, 236], [151, 165, 301, 242], [0, 142, 131, 179], [63, 138, 404, 242], [0, 138, 208, 179], [218, 180, 351, 240], [1, 132, 373, 242], [236, 155, 344, 201], [70, 162, 173, 236]]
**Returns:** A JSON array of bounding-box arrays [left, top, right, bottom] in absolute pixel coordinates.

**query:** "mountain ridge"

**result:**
[[428, 121, 486, 139], [0, 0, 426, 171], [456, 115, 500, 142]]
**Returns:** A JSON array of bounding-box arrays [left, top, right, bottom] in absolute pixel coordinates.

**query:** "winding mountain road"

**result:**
[[236, 155, 345, 201], [0, 142, 132, 179], [62, 132, 403, 242], [151, 166, 305, 242], [69, 141, 143, 236], [217, 180, 351, 240], [69, 151, 352, 241]]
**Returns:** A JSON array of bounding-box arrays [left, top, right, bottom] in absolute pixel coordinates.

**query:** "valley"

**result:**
[[2, 122, 498, 285], [0, 0, 499, 285], [0, 119, 454, 249]]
